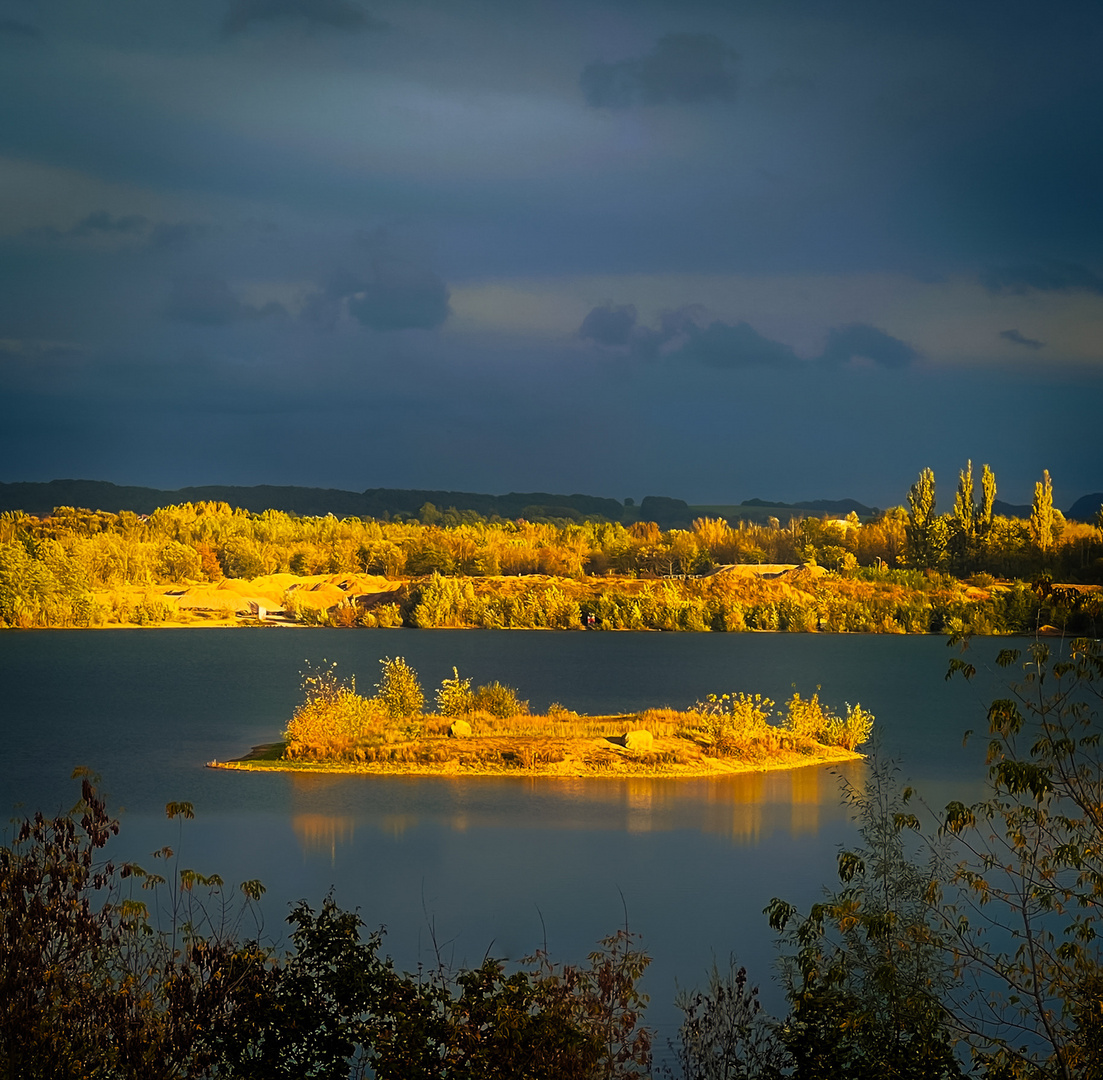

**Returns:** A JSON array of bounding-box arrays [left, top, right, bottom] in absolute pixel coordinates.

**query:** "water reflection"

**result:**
[[0, 630, 1002, 1048], [291, 814, 355, 863], [285, 760, 870, 858]]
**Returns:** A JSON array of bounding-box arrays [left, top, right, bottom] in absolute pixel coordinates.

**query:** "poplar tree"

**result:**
[[953, 460, 975, 540], [906, 468, 942, 569], [951, 461, 976, 572], [978, 464, 996, 539], [1030, 469, 1055, 556]]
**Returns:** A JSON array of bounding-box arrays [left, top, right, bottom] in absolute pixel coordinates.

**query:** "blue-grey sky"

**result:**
[[1, 0, 1101, 508]]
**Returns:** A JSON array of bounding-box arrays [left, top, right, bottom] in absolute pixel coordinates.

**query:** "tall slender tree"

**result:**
[[978, 464, 996, 539], [950, 461, 976, 573], [1031, 469, 1055, 556], [906, 468, 941, 569], [953, 461, 975, 540]]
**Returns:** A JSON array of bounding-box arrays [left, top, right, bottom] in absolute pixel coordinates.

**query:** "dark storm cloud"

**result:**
[[818, 324, 920, 368], [579, 303, 797, 367], [72, 211, 149, 236], [347, 264, 449, 332], [23, 213, 216, 251], [301, 263, 450, 332], [0, 339, 82, 367], [149, 222, 214, 251], [579, 302, 638, 346], [581, 33, 738, 108], [0, 18, 40, 39], [26, 211, 149, 242], [670, 318, 798, 368], [981, 261, 1103, 295], [3, 0, 1101, 505], [301, 231, 451, 332], [164, 277, 284, 325], [1000, 328, 1045, 350], [223, 0, 386, 34]]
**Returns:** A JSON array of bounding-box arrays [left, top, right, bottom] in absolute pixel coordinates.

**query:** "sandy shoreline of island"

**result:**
[[207, 737, 863, 779]]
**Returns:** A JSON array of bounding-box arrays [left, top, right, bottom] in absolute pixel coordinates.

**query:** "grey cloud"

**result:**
[[981, 261, 1103, 295], [223, 0, 385, 34], [672, 318, 798, 368], [580, 303, 797, 368], [1000, 328, 1045, 349], [164, 276, 284, 325], [23, 213, 215, 250], [303, 231, 451, 332], [302, 262, 450, 332], [347, 264, 449, 332], [149, 221, 214, 250], [652, 306, 797, 368], [73, 211, 149, 236], [0, 18, 41, 38], [581, 33, 738, 108], [579, 302, 637, 346], [323, 266, 364, 300], [657, 305, 709, 340], [0, 339, 82, 366], [818, 323, 919, 368], [25, 211, 149, 242], [299, 267, 362, 327]]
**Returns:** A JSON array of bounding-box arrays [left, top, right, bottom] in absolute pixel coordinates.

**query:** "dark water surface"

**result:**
[[0, 627, 1010, 1047]]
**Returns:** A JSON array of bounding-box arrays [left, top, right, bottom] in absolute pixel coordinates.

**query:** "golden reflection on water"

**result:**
[[291, 813, 356, 863], [287, 760, 869, 857], [789, 765, 826, 836], [626, 779, 653, 834], [380, 814, 421, 839]]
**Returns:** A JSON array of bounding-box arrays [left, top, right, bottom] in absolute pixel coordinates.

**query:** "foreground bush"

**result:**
[[0, 777, 652, 1079]]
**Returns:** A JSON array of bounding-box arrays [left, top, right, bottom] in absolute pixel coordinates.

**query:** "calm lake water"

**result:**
[[0, 627, 1011, 1050]]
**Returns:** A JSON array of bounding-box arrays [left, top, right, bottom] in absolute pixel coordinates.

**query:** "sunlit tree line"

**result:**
[[0, 466, 1100, 629]]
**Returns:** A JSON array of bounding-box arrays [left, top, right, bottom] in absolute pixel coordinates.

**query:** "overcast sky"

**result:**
[[2, 0, 1101, 509]]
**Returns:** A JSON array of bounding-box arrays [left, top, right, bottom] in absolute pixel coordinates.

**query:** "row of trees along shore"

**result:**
[[1, 463, 1101, 632], [4, 639, 1103, 1077]]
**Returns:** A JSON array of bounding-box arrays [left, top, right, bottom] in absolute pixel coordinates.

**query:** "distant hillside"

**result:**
[[1067, 493, 1103, 522], [3, 479, 1097, 526], [733, 497, 878, 522], [993, 500, 1032, 519], [0, 480, 625, 522], [637, 495, 692, 527]]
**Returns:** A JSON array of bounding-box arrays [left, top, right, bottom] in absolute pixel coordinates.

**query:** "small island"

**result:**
[[208, 659, 873, 779]]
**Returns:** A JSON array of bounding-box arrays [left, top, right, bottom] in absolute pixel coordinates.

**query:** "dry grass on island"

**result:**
[[209, 658, 873, 779]]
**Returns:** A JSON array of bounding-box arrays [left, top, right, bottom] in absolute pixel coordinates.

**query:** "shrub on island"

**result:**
[[280, 658, 874, 766]]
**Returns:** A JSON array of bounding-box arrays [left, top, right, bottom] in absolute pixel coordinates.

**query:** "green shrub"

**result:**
[[217, 536, 264, 579], [373, 602, 405, 628], [831, 703, 875, 751], [284, 661, 386, 758], [783, 690, 830, 741], [376, 656, 425, 718], [131, 598, 174, 625], [693, 692, 777, 755], [782, 691, 874, 750], [471, 680, 529, 718], [436, 667, 476, 716]]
